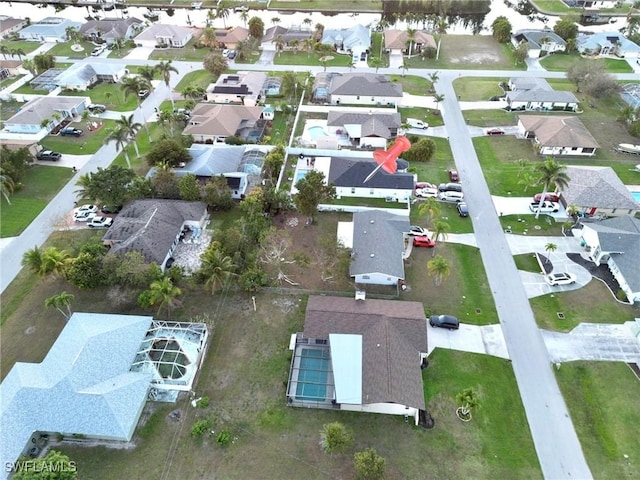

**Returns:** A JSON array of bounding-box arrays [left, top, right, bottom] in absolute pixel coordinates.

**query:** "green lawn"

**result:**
[[463, 109, 517, 127], [513, 253, 542, 272], [0, 74, 24, 89], [398, 106, 445, 127], [0, 39, 41, 55], [540, 53, 634, 73], [0, 166, 73, 237], [39, 119, 117, 155], [453, 77, 506, 101], [556, 362, 640, 479], [499, 214, 563, 236], [13, 83, 48, 95], [408, 136, 454, 186], [47, 41, 98, 59], [529, 0, 572, 13], [273, 51, 352, 67], [149, 39, 214, 61], [174, 69, 215, 92], [388, 74, 432, 96], [62, 82, 139, 111], [268, 0, 381, 10]]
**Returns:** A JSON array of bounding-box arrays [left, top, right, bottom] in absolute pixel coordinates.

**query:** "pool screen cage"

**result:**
[[286, 335, 337, 409], [620, 83, 640, 110]]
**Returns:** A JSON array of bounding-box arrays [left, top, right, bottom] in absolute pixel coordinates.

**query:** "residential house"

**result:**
[[102, 199, 208, 270], [0, 312, 210, 480], [178, 144, 271, 199], [321, 24, 371, 58], [517, 115, 599, 156], [205, 71, 267, 106], [2, 96, 88, 135], [327, 73, 403, 106], [286, 295, 428, 425], [262, 25, 313, 51], [327, 110, 401, 148], [55, 63, 126, 91], [579, 215, 640, 303], [564, 0, 618, 9], [0, 60, 22, 81], [561, 166, 640, 218], [576, 32, 640, 59], [383, 29, 436, 55], [134, 24, 193, 48], [213, 26, 249, 49], [0, 16, 28, 39], [349, 209, 409, 285], [511, 29, 566, 58], [18, 17, 81, 43], [183, 103, 266, 144], [0, 139, 39, 156], [79, 17, 143, 45], [506, 77, 578, 111]]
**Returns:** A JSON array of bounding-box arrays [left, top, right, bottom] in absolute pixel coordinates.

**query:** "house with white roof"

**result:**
[[18, 17, 81, 43], [576, 32, 640, 59], [287, 295, 429, 425], [79, 17, 143, 45], [506, 77, 578, 112], [55, 63, 127, 91], [327, 110, 401, 148], [205, 71, 267, 106], [321, 24, 371, 58], [134, 24, 193, 48], [1, 96, 88, 135]]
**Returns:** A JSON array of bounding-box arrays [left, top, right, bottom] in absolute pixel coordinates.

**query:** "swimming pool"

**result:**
[[294, 169, 309, 184], [295, 348, 330, 402], [307, 125, 328, 141], [632, 191, 640, 202]]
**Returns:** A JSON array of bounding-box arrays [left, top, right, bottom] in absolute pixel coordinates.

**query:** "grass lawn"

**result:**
[[388, 74, 432, 96], [39, 119, 117, 155], [463, 109, 517, 127], [174, 69, 215, 91], [0, 39, 41, 55], [111, 122, 162, 174], [268, 0, 381, 10], [62, 82, 139, 111], [398, 106, 444, 127], [555, 362, 640, 479], [530, 0, 572, 13], [0, 166, 73, 237], [499, 214, 563, 236], [0, 100, 23, 122], [0, 74, 24, 89], [408, 136, 454, 185], [426, 35, 526, 71], [514, 253, 541, 272], [13, 83, 48, 95], [453, 77, 506, 101], [411, 200, 475, 234], [540, 53, 633, 73], [47, 41, 98, 59], [274, 50, 352, 67], [149, 39, 213, 61]]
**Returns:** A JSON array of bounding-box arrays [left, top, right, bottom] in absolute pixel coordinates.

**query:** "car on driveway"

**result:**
[[415, 182, 436, 190], [449, 169, 459, 181], [36, 150, 61, 161], [457, 202, 469, 217], [407, 226, 430, 237], [88, 216, 113, 228], [87, 103, 106, 113], [138, 89, 149, 98], [227, 50, 237, 60], [486, 128, 505, 136], [75, 204, 98, 214], [415, 186, 438, 198], [429, 315, 459, 330], [413, 236, 436, 248], [438, 182, 462, 192], [545, 272, 576, 286], [533, 192, 560, 202], [438, 191, 464, 203], [528, 201, 559, 213], [59, 127, 83, 137], [73, 211, 97, 222]]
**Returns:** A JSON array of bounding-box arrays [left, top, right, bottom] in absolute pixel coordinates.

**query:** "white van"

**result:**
[[438, 191, 464, 203], [407, 118, 428, 129]]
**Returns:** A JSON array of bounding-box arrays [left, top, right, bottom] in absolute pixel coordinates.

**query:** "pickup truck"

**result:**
[[36, 150, 61, 161], [59, 127, 83, 137], [528, 201, 559, 213]]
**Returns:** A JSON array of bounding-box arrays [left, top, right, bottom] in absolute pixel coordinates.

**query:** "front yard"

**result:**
[[39, 119, 118, 155]]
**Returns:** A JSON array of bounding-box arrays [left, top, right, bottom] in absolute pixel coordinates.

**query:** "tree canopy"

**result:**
[[248, 16, 265, 39], [0, 145, 33, 184], [402, 137, 436, 163], [491, 16, 512, 43], [293, 170, 336, 224], [146, 138, 191, 167], [553, 16, 579, 41], [74, 165, 136, 208], [203, 52, 228, 77]]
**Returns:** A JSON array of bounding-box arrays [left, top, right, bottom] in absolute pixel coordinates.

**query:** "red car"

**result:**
[[534, 193, 560, 202], [486, 128, 505, 136], [449, 170, 459, 182], [413, 236, 436, 248]]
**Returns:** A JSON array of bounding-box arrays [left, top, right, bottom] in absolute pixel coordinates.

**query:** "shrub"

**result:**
[[191, 418, 213, 437], [216, 430, 232, 447], [196, 396, 210, 408], [319, 421, 353, 454], [354, 448, 385, 480]]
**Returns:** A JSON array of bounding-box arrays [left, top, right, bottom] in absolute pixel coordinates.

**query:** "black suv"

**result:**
[[438, 182, 462, 193], [59, 127, 83, 137], [87, 104, 106, 113], [36, 150, 62, 161]]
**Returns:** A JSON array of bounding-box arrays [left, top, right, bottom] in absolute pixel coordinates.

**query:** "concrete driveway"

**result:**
[[124, 47, 155, 60]]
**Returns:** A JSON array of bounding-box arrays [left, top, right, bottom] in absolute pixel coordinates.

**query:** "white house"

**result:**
[[518, 115, 599, 156], [321, 24, 371, 59], [134, 24, 193, 48], [79, 17, 143, 45], [511, 29, 566, 58], [1, 96, 88, 136], [55, 63, 127, 91], [18, 17, 81, 43], [328, 73, 403, 107], [576, 32, 640, 59], [506, 77, 578, 112], [205, 71, 267, 106]]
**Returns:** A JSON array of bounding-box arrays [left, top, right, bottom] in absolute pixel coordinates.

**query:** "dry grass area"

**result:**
[[439, 35, 515, 69]]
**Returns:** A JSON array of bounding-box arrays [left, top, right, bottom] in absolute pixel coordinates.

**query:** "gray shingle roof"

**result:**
[[0, 313, 154, 479], [513, 29, 566, 49], [350, 210, 408, 280], [510, 77, 551, 91], [103, 199, 207, 265], [328, 157, 415, 189], [303, 295, 427, 410], [327, 111, 401, 139], [507, 88, 578, 104], [563, 166, 640, 210], [79, 17, 142, 40], [586, 216, 640, 292], [329, 73, 403, 98], [4, 96, 86, 127]]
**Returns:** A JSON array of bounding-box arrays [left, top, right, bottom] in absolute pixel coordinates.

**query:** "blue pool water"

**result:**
[[307, 125, 328, 141], [632, 192, 640, 202], [295, 348, 330, 402], [294, 170, 309, 184]]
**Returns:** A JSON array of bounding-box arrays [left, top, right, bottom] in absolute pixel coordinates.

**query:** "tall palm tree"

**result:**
[[544, 242, 557, 264], [0, 171, 15, 205], [0, 45, 9, 60], [10, 48, 25, 60], [137, 65, 156, 89], [45, 292, 74, 320], [303, 38, 315, 58], [146, 277, 182, 316], [156, 60, 178, 109], [216, 5, 230, 28], [433, 93, 445, 113], [303, 17, 312, 29], [534, 157, 570, 219], [199, 244, 237, 295], [115, 114, 142, 158], [400, 58, 410, 77], [240, 9, 249, 27], [406, 28, 416, 57], [428, 71, 439, 87], [417, 197, 440, 226], [104, 126, 132, 168], [427, 254, 450, 286], [431, 219, 450, 257], [271, 17, 281, 26], [121, 76, 151, 136]]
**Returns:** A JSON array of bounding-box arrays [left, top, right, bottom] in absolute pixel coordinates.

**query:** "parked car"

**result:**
[[438, 191, 464, 203], [222, 48, 229, 57], [438, 182, 462, 192], [75, 204, 98, 214], [486, 128, 505, 136], [545, 272, 576, 286], [457, 202, 469, 217], [415, 182, 436, 190], [533, 192, 560, 203], [528, 201, 559, 213], [413, 236, 436, 248], [449, 169, 459, 182], [101, 205, 123, 214], [90, 45, 106, 56], [59, 127, 83, 137], [87, 103, 106, 113], [87, 216, 113, 228], [407, 118, 428, 129], [227, 50, 237, 60], [138, 89, 149, 98], [407, 226, 430, 237], [429, 315, 459, 330], [73, 211, 97, 222], [36, 150, 61, 161], [415, 187, 438, 198]]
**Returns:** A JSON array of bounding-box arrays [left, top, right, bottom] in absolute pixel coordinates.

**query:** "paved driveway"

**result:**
[[124, 47, 155, 60]]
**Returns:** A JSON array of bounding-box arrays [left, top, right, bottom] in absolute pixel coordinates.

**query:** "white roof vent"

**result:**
[[370, 253, 375, 258]]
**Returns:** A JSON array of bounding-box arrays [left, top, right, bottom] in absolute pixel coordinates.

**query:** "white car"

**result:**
[[415, 187, 438, 198], [529, 201, 559, 213], [75, 204, 98, 214], [545, 272, 576, 286], [90, 45, 106, 56], [87, 216, 113, 228], [438, 191, 464, 203], [407, 226, 431, 237], [73, 211, 97, 222]]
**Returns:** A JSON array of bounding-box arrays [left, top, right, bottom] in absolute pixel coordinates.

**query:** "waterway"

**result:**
[[5, 0, 628, 36]]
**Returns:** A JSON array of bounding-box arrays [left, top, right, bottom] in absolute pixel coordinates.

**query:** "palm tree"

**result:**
[[74, 173, 98, 203], [431, 219, 449, 257], [41, 247, 70, 277], [182, 85, 205, 102], [0, 45, 9, 60], [206, 8, 215, 27], [240, 9, 249, 27], [199, 244, 237, 295], [0, 171, 15, 205], [544, 242, 557, 264], [400, 58, 410, 77], [115, 114, 142, 158], [456, 388, 479, 420], [10, 48, 25, 60], [146, 277, 182, 316], [45, 292, 74, 320], [104, 126, 132, 168], [534, 157, 570, 219], [370, 57, 382, 73], [428, 71, 439, 91], [427, 254, 450, 286], [433, 93, 445, 113], [303, 17, 312, 29], [303, 38, 315, 58], [417, 197, 441, 225], [275, 34, 285, 56], [104, 91, 113, 107], [137, 65, 156, 89], [271, 17, 281, 27], [22, 246, 45, 276], [406, 28, 416, 57], [121, 76, 151, 136], [156, 60, 178, 109], [216, 5, 230, 28]]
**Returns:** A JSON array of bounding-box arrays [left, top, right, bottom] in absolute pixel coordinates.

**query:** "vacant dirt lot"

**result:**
[[440, 35, 514, 68]]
